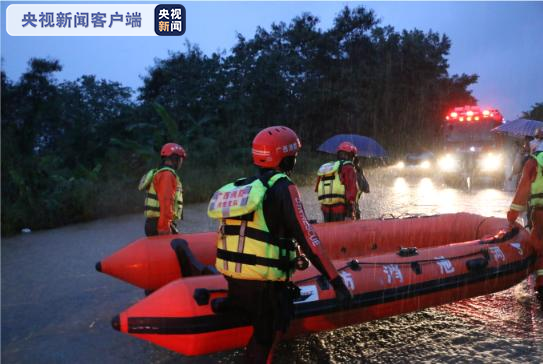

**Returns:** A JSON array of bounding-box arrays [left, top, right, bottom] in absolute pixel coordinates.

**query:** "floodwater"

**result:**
[[2, 167, 542, 363]]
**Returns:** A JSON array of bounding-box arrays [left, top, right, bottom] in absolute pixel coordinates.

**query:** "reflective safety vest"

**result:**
[[207, 172, 297, 281], [138, 167, 183, 220], [530, 152, 543, 208], [317, 160, 352, 205]]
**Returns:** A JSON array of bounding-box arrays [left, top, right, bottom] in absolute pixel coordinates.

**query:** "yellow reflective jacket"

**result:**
[[207, 172, 297, 281], [139, 167, 183, 220], [530, 152, 543, 208], [317, 160, 352, 205]]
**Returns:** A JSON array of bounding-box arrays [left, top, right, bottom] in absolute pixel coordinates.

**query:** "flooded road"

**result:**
[[2, 167, 542, 363]]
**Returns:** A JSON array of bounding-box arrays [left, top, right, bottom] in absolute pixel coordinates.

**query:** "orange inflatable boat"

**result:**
[[108, 214, 537, 356], [97, 213, 534, 291]]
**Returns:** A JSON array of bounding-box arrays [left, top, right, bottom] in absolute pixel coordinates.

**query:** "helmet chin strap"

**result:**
[[278, 156, 297, 174]]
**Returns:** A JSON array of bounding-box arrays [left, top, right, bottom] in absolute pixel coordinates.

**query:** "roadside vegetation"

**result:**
[[3, 5, 536, 236]]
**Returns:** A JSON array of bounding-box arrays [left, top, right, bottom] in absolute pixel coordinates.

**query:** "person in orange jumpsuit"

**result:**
[[507, 134, 543, 300], [140, 143, 186, 236]]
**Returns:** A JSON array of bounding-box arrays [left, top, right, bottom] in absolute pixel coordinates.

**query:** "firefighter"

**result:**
[[507, 140, 543, 300], [353, 156, 370, 220], [315, 142, 359, 222], [207, 126, 352, 363], [139, 143, 186, 236]]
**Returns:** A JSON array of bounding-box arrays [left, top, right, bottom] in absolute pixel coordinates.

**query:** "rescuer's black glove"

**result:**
[[330, 276, 353, 308]]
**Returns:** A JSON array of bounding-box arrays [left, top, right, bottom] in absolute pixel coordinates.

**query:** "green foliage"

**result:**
[[1, 5, 478, 235], [523, 102, 543, 121]]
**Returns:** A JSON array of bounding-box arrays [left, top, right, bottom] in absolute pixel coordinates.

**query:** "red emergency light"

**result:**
[[446, 105, 503, 123]]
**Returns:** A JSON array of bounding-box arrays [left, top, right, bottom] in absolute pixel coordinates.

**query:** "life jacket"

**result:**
[[139, 167, 183, 220], [207, 172, 297, 281], [529, 152, 543, 208], [317, 160, 353, 205]]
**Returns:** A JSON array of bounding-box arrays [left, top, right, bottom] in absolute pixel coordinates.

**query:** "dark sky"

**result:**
[[2, 1, 542, 120]]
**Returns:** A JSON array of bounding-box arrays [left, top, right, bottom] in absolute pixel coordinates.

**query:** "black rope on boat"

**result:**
[[478, 227, 520, 245], [294, 249, 489, 286], [474, 217, 488, 239]]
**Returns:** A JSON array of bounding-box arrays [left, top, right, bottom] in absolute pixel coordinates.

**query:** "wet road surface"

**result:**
[[2, 168, 542, 363]]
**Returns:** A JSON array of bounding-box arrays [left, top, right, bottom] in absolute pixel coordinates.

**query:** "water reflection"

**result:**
[[473, 188, 511, 216], [393, 177, 409, 193], [416, 177, 435, 203]]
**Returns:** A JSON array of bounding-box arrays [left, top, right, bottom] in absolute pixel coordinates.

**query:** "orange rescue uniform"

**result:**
[[508, 157, 543, 292], [153, 169, 180, 234]]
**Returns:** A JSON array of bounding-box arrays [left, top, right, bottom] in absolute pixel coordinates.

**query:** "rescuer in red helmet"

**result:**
[[138, 143, 186, 236], [207, 126, 352, 363], [507, 140, 543, 300], [315, 141, 360, 222]]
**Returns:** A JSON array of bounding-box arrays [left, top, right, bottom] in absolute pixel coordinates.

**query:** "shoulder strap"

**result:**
[[338, 160, 353, 174], [157, 166, 178, 177], [257, 170, 276, 189], [138, 168, 157, 191], [258, 170, 289, 189]]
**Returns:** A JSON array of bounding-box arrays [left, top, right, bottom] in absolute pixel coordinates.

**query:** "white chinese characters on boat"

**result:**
[[340, 271, 355, 290], [383, 264, 403, 284], [435, 256, 455, 274], [489, 246, 506, 262]]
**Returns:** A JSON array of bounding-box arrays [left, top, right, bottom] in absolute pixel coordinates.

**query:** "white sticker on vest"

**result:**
[[318, 162, 337, 174], [210, 186, 252, 210]]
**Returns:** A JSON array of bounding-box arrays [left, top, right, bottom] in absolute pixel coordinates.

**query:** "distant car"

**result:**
[[394, 151, 435, 170]]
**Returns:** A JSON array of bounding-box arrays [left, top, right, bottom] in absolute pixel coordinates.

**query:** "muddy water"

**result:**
[[2, 168, 542, 363]]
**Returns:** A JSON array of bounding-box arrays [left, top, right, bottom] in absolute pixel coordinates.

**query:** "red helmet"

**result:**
[[252, 126, 301, 168], [160, 143, 186, 159], [337, 141, 358, 155]]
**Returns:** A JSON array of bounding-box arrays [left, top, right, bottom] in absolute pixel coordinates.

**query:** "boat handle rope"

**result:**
[[294, 248, 490, 286], [193, 248, 490, 304], [193, 226, 521, 305]]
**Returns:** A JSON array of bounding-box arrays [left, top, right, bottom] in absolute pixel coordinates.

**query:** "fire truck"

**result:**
[[437, 105, 505, 189]]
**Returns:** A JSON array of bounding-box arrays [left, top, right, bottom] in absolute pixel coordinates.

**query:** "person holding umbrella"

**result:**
[[315, 141, 359, 222]]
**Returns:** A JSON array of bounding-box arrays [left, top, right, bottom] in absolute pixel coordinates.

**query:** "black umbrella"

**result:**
[[317, 134, 387, 158]]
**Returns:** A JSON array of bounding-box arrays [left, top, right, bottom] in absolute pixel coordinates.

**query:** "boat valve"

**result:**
[[398, 247, 419, 257], [348, 259, 362, 271]]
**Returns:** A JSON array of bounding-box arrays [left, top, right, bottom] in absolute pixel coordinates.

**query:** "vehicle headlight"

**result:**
[[480, 153, 502, 172], [419, 160, 431, 169], [438, 154, 458, 172], [395, 161, 405, 169]]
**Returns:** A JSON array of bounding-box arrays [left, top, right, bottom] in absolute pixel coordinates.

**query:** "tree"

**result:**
[[523, 102, 543, 121], [1, 5, 481, 235]]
